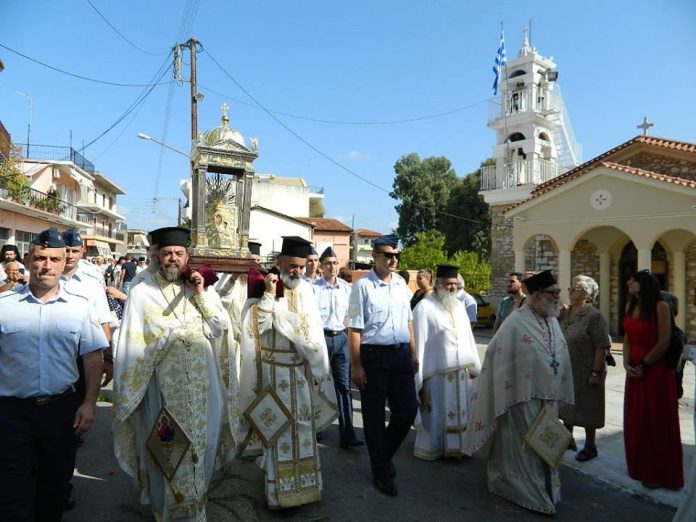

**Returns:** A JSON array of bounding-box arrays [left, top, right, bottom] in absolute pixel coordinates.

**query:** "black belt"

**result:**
[[1, 385, 76, 406], [361, 343, 403, 350], [324, 329, 346, 337]]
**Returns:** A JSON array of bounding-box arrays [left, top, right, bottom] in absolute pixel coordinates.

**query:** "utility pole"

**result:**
[[187, 37, 199, 142]]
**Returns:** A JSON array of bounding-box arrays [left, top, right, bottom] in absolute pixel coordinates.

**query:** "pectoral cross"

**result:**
[[550, 357, 559, 375]]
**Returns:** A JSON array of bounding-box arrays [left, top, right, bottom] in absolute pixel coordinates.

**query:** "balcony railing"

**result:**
[[11, 143, 95, 174], [0, 177, 79, 221], [480, 158, 562, 191]]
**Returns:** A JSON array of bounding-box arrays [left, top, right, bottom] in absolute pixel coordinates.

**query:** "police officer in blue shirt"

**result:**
[[0, 227, 108, 521], [347, 234, 419, 497], [314, 246, 364, 449]]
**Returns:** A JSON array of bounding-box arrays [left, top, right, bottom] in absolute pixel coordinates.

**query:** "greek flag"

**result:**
[[492, 29, 507, 95]]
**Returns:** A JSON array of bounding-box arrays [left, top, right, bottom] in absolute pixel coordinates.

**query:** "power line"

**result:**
[[86, 0, 164, 56], [82, 55, 173, 151], [0, 42, 173, 87], [204, 48, 485, 225], [199, 83, 489, 126]]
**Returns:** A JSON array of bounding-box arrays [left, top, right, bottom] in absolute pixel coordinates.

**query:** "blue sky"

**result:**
[[1, 0, 694, 233]]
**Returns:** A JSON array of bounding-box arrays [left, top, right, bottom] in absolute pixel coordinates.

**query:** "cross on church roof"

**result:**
[[220, 102, 230, 117], [637, 116, 654, 136]]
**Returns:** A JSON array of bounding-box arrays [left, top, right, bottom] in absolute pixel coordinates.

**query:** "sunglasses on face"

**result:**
[[377, 252, 400, 260]]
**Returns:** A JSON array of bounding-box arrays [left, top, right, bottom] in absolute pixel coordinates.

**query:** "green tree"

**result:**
[[449, 250, 492, 294], [390, 153, 457, 245], [439, 159, 493, 259], [398, 230, 449, 271]]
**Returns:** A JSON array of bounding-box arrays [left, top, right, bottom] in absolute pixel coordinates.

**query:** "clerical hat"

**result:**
[[0, 244, 20, 257], [149, 227, 190, 248], [523, 270, 557, 294], [248, 241, 261, 256], [32, 227, 65, 248], [373, 234, 399, 250], [436, 264, 459, 279], [320, 246, 337, 260], [280, 236, 311, 258], [62, 228, 83, 247]]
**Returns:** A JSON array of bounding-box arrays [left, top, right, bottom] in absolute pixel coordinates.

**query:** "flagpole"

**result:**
[[501, 22, 510, 186]]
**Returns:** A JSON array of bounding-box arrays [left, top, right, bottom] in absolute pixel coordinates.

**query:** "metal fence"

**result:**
[[11, 143, 95, 174]]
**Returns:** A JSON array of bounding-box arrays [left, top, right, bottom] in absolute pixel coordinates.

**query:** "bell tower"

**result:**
[[480, 29, 581, 296]]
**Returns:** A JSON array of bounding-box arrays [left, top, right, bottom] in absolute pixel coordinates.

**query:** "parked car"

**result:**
[[474, 294, 496, 328]]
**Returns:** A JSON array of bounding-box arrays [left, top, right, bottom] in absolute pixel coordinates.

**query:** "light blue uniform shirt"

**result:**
[[0, 283, 108, 398], [313, 276, 352, 331], [347, 270, 412, 345], [62, 264, 112, 325]]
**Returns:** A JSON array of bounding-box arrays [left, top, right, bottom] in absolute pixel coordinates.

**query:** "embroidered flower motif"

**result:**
[[522, 334, 534, 344]]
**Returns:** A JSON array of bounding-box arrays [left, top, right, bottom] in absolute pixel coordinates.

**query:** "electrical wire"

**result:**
[[151, 78, 177, 202], [0, 42, 173, 87], [204, 48, 485, 225], [81, 54, 173, 151], [199, 83, 489, 126], [86, 0, 164, 56]]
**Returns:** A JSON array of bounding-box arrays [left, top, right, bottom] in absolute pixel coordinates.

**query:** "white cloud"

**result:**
[[344, 150, 371, 161]]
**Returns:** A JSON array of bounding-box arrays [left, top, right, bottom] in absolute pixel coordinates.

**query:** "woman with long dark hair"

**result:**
[[623, 269, 683, 490]]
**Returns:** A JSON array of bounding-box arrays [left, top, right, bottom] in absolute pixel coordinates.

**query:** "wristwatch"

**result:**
[[590, 369, 603, 377]]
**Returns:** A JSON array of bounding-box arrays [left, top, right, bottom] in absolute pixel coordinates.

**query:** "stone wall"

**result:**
[[489, 205, 514, 297], [623, 152, 696, 181], [686, 242, 696, 340], [524, 234, 558, 274], [570, 239, 600, 283]]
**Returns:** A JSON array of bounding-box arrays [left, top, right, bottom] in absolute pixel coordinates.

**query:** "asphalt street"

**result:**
[[63, 329, 680, 521]]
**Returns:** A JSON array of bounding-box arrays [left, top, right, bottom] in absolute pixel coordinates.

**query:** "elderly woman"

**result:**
[[559, 275, 610, 462]]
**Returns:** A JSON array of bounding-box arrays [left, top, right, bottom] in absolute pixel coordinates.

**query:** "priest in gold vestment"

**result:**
[[113, 227, 238, 522], [240, 236, 337, 509]]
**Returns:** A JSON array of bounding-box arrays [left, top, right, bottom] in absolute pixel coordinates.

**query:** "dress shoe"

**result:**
[[374, 476, 397, 497], [339, 439, 365, 449]]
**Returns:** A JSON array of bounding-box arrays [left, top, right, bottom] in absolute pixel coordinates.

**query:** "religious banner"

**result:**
[[145, 406, 192, 481], [524, 403, 571, 468]]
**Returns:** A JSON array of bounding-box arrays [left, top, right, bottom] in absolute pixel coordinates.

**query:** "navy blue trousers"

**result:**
[[0, 392, 80, 522], [359, 343, 418, 480], [325, 331, 357, 444]]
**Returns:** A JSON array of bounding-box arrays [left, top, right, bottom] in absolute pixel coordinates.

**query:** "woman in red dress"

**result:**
[[623, 269, 683, 490]]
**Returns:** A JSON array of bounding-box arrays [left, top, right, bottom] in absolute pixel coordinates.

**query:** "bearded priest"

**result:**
[[113, 227, 237, 521], [462, 270, 574, 515], [239, 236, 337, 509], [412, 264, 482, 461]]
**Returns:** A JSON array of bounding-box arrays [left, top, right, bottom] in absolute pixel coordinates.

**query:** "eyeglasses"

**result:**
[[541, 289, 561, 297], [568, 287, 585, 293], [377, 252, 400, 260]]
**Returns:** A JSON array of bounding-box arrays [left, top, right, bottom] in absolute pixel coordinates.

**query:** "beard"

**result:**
[[281, 272, 301, 289], [540, 299, 561, 318], [159, 263, 182, 283], [435, 287, 459, 313]]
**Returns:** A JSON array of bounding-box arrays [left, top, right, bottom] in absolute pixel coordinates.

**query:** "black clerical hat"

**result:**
[[320, 246, 337, 260], [149, 227, 190, 248], [524, 270, 557, 294], [436, 264, 459, 279], [248, 241, 261, 256], [373, 234, 399, 250], [32, 227, 65, 248], [280, 236, 311, 257], [62, 228, 83, 247]]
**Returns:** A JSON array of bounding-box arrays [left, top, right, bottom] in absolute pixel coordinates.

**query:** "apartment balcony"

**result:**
[[480, 158, 562, 191], [0, 177, 80, 222], [12, 143, 95, 174]]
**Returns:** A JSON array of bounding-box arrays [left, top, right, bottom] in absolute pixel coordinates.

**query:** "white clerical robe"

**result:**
[[240, 280, 338, 509], [413, 294, 482, 460], [462, 306, 574, 515], [113, 273, 238, 522]]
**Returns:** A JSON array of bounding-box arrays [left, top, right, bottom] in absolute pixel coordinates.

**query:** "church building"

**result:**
[[480, 32, 695, 338]]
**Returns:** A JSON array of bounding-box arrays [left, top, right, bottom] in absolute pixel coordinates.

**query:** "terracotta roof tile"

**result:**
[[294, 217, 353, 232], [354, 228, 383, 237]]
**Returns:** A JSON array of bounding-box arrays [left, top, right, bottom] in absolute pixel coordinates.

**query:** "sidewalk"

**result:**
[[473, 335, 694, 509], [560, 344, 693, 508]]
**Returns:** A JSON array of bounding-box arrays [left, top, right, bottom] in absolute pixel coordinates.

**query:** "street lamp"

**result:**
[[136, 133, 189, 158], [15, 91, 32, 156]]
